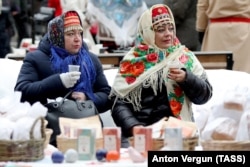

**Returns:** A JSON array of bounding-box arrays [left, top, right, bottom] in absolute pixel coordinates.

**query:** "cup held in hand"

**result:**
[[168, 61, 180, 69], [68, 65, 80, 72]]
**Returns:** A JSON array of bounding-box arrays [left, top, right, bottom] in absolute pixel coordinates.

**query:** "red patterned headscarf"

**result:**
[[109, 4, 205, 121]]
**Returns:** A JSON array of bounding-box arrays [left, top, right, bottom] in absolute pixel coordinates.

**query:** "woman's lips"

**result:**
[[74, 45, 80, 49], [163, 39, 171, 43]]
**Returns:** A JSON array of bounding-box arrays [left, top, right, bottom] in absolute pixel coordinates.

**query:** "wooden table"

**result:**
[[98, 51, 234, 70], [98, 52, 125, 67], [5, 53, 25, 61], [193, 51, 233, 70], [6, 51, 234, 70]]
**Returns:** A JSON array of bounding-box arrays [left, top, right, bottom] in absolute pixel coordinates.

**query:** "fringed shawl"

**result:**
[[109, 4, 206, 121]]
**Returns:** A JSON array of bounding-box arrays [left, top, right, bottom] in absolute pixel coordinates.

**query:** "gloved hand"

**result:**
[[60, 71, 81, 88]]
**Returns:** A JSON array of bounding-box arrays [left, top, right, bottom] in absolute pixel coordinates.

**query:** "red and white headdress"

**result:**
[[152, 5, 174, 30], [64, 11, 83, 33]]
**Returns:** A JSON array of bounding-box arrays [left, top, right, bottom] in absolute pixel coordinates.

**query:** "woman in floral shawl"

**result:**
[[109, 4, 213, 138]]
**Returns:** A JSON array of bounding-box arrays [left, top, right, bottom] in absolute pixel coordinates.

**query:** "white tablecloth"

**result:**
[[0, 146, 147, 167]]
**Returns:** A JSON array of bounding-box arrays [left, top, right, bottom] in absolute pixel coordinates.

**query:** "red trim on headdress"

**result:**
[[64, 11, 83, 32], [152, 6, 169, 18], [152, 6, 172, 27]]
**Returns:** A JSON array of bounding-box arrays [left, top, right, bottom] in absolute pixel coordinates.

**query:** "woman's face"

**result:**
[[154, 23, 174, 49], [64, 30, 83, 54]]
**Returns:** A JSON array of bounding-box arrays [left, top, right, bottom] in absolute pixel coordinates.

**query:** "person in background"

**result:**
[[27, 0, 44, 15], [109, 4, 212, 139], [86, 0, 147, 51], [196, 0, 250, 73], [89, 20, 98, 44], [0, 2, 15, 58], [0, 0, 2, 13], [14, 10, 111, 145], [164, 0, 200, 51], [10, 0, 30, 48], [47, 0, 62, 17]]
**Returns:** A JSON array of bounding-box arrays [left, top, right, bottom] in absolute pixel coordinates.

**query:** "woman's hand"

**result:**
[[71, 92, 87, 101], [168, 68, 186, 82]]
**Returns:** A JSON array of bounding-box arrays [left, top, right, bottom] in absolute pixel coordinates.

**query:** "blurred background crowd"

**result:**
[[0, 0, 201, 58], [4, 0, 249, 73]]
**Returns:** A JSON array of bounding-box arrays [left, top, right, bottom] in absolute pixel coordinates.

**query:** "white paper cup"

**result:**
[[68, 65, 80, 72], [167, 61, 180, 69]]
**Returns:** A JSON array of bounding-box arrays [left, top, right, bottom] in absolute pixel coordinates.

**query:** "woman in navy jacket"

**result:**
[[14, 11, 111, 113], [15, 10, 111, 146]]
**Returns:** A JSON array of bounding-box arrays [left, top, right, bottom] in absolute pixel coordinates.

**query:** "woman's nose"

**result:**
[[164, 29, 172, 36], [74, 34, 82, 41]]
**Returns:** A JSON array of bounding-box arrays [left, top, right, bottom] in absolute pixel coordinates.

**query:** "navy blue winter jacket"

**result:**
[[14, 34, 111, 113]]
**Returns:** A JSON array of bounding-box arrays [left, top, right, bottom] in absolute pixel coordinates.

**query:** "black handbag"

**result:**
[[44, 91, 101, 146]]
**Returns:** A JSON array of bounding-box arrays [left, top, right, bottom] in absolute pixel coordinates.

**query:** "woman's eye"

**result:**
[[168, 27, 174, 31], [156, 28, 165, 32]]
